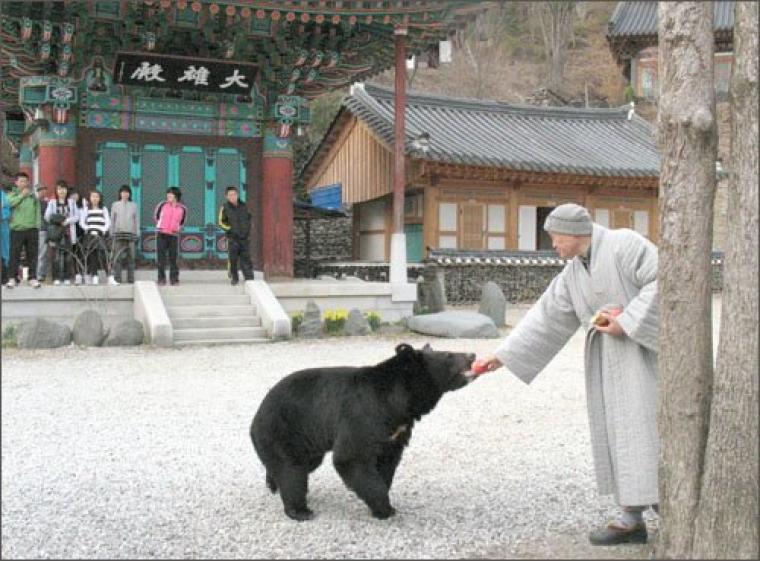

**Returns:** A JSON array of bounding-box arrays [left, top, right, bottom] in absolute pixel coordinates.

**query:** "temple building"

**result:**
[[302, 83, 660, 262], [1, 0, 486, 279]]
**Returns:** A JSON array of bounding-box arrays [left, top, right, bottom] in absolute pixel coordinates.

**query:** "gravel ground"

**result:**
[[2, 298, 722, 559]]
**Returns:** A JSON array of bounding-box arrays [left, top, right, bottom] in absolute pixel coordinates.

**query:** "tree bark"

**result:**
[[656, 2, 717, 558], [693, 2, 759, 557]]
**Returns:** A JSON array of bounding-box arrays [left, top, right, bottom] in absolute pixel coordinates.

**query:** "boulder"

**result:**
[[298, 300, 323, 339], [406, 311, 500, 339], [478, 281, 507, 327], [72, 310, 106, 347], [16, 319, 71, 349], [414, 268, 446, 315], [344, 308, 371, 336], [103, 320, 144, 347]]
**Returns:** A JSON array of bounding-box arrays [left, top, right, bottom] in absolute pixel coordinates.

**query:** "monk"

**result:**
[[480, 203, 660, 546]]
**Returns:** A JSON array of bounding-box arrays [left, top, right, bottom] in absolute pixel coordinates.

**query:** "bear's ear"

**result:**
[[422, 343, 433, 352], [395, 343, 414, 356]]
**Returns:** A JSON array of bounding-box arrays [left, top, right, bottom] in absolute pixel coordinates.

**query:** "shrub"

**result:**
[[290, 311, 304, 335], [323, 309, 348, 334], [364, 311, 382, 332], [2, 324, 17, 348]]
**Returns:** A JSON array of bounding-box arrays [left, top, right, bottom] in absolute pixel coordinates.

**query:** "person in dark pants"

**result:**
[[153, 186, 186, 286], [218, 185, 253, 285], [5, 172, 41, 289]]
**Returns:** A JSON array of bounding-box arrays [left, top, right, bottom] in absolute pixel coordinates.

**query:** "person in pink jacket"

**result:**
[[153, 186, 187, 286]]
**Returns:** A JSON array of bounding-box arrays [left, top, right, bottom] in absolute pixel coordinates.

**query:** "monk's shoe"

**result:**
[[588, 521, 647, 546]]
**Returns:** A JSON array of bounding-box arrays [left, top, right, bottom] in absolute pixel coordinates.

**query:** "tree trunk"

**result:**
[[656, 2, 717, 558], [693, 2, 759, 557]]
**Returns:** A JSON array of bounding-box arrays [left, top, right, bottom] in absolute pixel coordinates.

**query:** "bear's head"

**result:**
[[395, 343, 476, 393]]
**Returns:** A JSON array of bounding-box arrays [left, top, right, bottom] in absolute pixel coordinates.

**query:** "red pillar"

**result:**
[[261, 127, 294, 279], [392, 27, 407, 235], [35, 116, 77, 190], [389, 26, 409, 284], [38, 145, 77, 189]]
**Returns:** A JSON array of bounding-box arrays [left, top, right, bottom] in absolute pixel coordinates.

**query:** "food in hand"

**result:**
[[464, 359, 490, 380], [591, 307, 623, 327]]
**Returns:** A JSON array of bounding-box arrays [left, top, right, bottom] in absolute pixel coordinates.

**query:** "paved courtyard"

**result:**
[[1, 298, 722, 559]]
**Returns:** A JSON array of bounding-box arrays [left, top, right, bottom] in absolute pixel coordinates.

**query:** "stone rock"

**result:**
[[414, 268, 445, 315], [103, 320, 144, 347], [16, 319, 71, 349], [406, 311, 500, 339], [72, 309, 106, 347], [478, 281, 507, 327], [298, 300, 323, 339], [344, 308, 371, 336], [318, 274, 337, 281]]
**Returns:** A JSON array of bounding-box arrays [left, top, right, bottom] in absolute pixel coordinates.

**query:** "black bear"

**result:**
[[250, 343, 477, 521]]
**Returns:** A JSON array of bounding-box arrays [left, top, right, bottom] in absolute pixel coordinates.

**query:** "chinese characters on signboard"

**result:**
[[113, 52, 257, 95]]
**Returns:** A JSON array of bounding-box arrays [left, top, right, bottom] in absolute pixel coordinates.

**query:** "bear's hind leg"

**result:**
[[276, 464, 314, 521]]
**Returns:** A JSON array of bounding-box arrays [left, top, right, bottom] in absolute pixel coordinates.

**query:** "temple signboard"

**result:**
[[113, 52, 257, 95]]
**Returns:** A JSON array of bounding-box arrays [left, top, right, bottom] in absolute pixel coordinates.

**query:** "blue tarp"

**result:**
[[310, 183, 342, 210]]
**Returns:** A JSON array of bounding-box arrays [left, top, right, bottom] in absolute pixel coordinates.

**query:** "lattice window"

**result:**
[[100, 143, 130, 211], [178, 150, 205, 228], [141, 148, 168, 228], [215, 150, 242, 213]]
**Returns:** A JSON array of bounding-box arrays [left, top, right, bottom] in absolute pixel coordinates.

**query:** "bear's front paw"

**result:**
[[371, 505, 396, 520], [285, 507, 315, 521]]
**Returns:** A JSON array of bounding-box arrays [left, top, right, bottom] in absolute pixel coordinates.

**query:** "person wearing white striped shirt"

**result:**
[[78, 190, 115, 285]]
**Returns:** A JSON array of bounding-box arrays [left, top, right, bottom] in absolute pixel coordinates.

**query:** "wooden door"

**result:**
[[460, 202, 484, 250]]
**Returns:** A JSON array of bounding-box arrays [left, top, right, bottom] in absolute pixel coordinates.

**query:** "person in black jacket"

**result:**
[[218, 185, 253, 285]]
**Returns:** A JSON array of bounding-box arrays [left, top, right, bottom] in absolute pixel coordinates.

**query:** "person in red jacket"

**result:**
[[153, 186, 187, 286]]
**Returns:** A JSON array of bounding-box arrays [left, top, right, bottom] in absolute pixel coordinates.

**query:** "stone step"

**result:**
[[166, 305, 257, 318], [158, 283, 246, 295], [171, 315, 261, 329], [163, 293, 251, 306], [173, 326, 268, 342], [174, 337, 270, 347]]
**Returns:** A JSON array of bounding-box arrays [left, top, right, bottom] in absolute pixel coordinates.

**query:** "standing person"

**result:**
[[218, 185, 253, 285], [478, 204, 660, 546], [35, 184, 50, 283], [5, 172, 41, 288], [153, 186, 186, 286], [110, 185, 139, 284], [44, 181, 79, 285], [1, 182, 11, 285], [68, 191, 86, 285], [79, 190, 114, 285]]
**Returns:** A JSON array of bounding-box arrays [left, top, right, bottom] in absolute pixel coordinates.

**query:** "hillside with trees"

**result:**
[[295, 1, 627, 197]]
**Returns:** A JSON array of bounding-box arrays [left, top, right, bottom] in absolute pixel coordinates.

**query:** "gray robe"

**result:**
[[495, 224, 659, 506]]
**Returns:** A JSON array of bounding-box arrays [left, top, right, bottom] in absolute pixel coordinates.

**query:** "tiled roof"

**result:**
[[608, 1, 734, 37], [343, 83, 660, 178]]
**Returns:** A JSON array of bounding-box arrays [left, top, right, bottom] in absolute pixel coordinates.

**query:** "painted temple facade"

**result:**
[[1, 0, 485, 278]]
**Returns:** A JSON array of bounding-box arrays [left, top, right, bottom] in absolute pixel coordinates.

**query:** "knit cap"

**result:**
[[543, 203, 593, 236]]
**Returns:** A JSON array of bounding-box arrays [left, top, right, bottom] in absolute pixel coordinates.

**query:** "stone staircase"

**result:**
[[160, 283, 269, 346]]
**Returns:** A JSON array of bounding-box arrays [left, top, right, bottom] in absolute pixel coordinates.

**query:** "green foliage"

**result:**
[[364, 311, 382, 332], [624, 84, 635, 103], [290, 311, 304, 335], [2, 324, 17, 348], [323, 308, 348, 334]]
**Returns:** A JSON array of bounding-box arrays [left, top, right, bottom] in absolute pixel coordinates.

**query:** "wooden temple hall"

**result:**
[[303, 84, 660, 262], [0, 1, 487, 279]]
